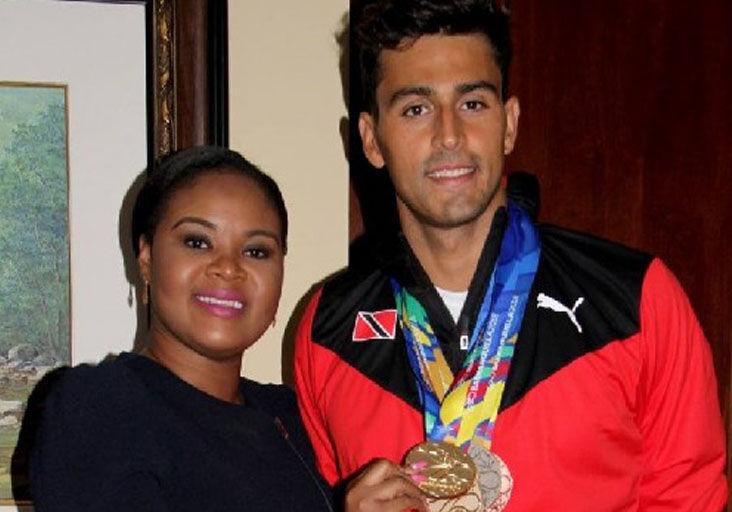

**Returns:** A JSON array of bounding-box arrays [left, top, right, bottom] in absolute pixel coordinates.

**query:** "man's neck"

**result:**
[[401, 192, 506, 291]]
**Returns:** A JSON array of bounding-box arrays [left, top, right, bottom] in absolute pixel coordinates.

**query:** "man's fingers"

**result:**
[[370, 472, 424, 500], [354, 458, 401, 486], [345, 459, 429, 511], [379, 495, 429, 512]]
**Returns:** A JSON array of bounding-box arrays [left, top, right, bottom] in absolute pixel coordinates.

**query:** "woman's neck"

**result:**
[[140, 340, 244, 405]]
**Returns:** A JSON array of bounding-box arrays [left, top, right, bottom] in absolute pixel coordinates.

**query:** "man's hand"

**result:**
[[345, 459, 428, 512]]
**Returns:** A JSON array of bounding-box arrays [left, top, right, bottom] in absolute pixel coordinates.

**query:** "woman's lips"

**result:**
[[194, 292, 245, 318]]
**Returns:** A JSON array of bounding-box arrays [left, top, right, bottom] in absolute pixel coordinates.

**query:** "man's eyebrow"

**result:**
[[387, 81, 500, 108], [171, 217, 216, 230], [456, 80, 499, 96], [387, 86, 433, 108]]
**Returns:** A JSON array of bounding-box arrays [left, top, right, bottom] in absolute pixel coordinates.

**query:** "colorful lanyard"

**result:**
[[392, 202, 540, 452]]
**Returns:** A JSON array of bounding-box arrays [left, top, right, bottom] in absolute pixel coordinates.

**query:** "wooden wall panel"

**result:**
[[507, 0, 732, 489]]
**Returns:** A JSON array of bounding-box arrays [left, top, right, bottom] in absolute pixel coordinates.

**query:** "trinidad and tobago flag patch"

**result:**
[[352, 309, 397, 341]]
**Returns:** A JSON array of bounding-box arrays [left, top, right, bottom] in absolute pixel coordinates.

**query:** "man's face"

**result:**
[[359, 34, 519, 230]]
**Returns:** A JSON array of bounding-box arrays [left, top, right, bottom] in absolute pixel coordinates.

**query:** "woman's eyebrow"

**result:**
[[171, 216, 217, 230], [245, 229, 280, 242]]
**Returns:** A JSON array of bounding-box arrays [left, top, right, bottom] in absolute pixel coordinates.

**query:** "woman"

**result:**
[[29, 146, 426, 511]]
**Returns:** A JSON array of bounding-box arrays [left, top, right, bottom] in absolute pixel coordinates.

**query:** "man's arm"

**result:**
[[637, 259, 727, 510], [294, 288, 342, 486]]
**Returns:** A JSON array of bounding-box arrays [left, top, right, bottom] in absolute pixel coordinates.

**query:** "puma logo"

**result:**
[[537, 293, 585, 333]]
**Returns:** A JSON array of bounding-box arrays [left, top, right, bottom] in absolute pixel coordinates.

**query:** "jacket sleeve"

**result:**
[[293, 288, 341, 486], [637, 259, 727, 511]]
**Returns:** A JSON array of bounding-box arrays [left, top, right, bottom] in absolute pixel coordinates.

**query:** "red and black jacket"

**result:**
[[294, 212, 727, 511]]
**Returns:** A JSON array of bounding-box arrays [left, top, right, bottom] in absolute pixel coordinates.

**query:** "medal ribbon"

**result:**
[[392, 202, 540, 451]]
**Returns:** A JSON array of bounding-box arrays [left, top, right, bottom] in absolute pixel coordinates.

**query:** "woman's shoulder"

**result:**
[[240, 378, 297, 414], [33, 353, 154, 430], [55, 352, 141, 389], [27, 355, 171, 509], [49, 353, 129, 385], [240, 379, 306, 436], [27, 354, 165, 475], [239, 378, 316, 452]]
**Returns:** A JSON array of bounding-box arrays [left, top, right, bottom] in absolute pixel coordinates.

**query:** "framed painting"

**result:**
[[0, 1, 228, 509], [0, 82, 70, 506]]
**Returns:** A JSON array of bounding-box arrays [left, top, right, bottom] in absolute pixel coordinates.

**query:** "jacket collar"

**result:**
[[376, 207, 509, 373]]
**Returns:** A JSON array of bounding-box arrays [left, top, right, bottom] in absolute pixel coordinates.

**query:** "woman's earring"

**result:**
[[127, 284, 134, 307]]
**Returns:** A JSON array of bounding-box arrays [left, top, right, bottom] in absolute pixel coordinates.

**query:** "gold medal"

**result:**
[[404, 441, 476, 499]]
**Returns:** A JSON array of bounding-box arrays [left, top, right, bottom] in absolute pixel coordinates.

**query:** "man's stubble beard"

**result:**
[[395, 174, 501, 230]]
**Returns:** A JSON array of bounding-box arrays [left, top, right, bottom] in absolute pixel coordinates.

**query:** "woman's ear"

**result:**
[[137, 236, 152, 287]]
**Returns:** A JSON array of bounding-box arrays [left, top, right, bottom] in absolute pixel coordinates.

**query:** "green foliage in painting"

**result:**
[[0, 86, 70, 363]]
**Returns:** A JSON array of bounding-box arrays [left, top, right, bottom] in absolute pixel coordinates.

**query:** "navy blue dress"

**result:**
[[29, 352, 333, 511]]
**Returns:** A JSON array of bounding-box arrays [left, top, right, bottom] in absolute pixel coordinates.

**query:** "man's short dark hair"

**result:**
[[353, 0, 512, 114], [131, 145, 288, 256]]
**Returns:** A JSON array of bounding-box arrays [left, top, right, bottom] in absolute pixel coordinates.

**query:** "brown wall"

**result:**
[[507, 0, 732, 489]]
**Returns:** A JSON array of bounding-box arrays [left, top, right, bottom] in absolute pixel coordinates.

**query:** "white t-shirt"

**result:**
[[435, 286, 468, 324]]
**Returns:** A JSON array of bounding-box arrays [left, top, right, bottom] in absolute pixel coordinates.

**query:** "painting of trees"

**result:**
[[0, 83, 70, 501]]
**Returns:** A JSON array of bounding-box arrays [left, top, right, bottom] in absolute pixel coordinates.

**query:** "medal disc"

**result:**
[[404, 441, 476, 499], [467, 444, 512, 511]]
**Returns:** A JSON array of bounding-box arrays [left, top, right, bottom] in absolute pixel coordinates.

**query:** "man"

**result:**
[[294, 1, 727, 510]]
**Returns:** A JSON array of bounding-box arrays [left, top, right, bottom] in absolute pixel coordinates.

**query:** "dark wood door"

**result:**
[[507, 0, 732, 494]]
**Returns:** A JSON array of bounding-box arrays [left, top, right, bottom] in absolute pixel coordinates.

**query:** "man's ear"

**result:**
[[358, 112, 386, 169], [137, 236, 152, 286], [503, 96, 521, 155]]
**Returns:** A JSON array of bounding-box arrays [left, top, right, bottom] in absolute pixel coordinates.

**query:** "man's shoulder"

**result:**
[[320, 261, 388, 303], [531, 224, 655, 347], [317, 235, 395, 313], [538, 223, 653, 282], [297, 246, 423, 419], [311, 259, 393, 348]]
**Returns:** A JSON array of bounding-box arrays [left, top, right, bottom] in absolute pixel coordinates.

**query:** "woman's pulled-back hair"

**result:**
[[131, 145, 288, 256], [353, 0, 512, 114]]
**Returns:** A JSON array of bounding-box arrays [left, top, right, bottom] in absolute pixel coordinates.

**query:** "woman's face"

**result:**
[[138, 171, 284, 361]]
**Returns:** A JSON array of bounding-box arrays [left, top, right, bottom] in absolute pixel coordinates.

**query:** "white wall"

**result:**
[[0, 1, 146, 364], [1, 0, 349, 382], [0, 3, 147, 510], [229, 1, 350, 384]]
